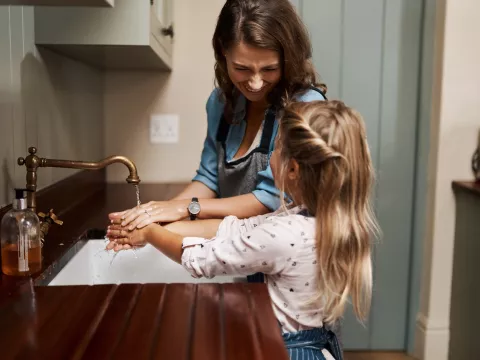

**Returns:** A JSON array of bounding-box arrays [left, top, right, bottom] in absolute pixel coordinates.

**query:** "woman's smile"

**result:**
[[225, 42, 282, 103]]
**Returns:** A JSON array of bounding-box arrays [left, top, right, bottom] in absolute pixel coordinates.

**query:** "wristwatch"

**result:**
[[187, 197, 201, 220]]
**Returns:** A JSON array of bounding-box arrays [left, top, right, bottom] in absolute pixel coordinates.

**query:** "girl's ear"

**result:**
[[288, 159, 300, 180]]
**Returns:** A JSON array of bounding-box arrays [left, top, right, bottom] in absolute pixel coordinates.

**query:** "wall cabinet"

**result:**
[[0, 0, 113, 6], [35, 0, 173, 70]]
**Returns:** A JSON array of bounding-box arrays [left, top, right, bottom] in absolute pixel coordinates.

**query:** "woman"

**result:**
[[111, 0, 326, 230]]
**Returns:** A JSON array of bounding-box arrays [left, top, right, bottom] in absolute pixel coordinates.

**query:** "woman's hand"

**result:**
[[106, 224, 154, 252], [109, 200, 190, 230]]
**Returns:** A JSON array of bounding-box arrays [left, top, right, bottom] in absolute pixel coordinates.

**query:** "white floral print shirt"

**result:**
[[181, 206, 323, 333]]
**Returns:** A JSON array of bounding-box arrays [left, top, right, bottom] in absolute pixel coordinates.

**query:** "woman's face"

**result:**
[[225, 42, 282, 103]]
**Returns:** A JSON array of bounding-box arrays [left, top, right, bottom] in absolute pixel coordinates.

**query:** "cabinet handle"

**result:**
[[162, 24, 174, 39]]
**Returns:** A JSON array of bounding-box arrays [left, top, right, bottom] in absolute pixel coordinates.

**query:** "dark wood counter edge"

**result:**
[[452, 180, 480, 198], [0, 173, 188, 304]]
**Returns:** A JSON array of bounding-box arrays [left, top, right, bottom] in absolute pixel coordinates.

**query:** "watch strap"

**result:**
[[189, 197, 199, 220]]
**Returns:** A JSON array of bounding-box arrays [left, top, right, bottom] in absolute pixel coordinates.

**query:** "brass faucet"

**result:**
[[17, 146, 141, 213]]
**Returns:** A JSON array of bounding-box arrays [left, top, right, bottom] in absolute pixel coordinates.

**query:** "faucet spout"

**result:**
[[41, 155, 140, 185], [17, 147, 140, 212]]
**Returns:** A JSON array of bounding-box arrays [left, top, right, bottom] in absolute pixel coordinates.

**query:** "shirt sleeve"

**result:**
[[192, 89, 224, 194], [253, 88, 326, 211], [295, 88, 326, 102], [181, 215, 289, 279]]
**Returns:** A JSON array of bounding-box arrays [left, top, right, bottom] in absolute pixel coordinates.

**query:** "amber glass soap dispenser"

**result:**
[[1, 189, 42, 276]]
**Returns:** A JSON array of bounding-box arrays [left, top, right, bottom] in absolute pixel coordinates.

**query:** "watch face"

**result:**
[[189, 202, 201, 215]]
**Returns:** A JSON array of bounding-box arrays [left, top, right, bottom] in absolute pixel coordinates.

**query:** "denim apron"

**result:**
[[216, 107, 276, 283], [216, 108, 276, 199], [283, 327, 343, 360]]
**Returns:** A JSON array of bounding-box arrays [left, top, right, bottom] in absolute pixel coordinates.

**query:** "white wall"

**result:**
[[0, 6, 104, 207], [105, 0, 225, 183], [415, 0, 480, 358]]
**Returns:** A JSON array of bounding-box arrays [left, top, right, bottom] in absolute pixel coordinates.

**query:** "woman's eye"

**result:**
[[263, 68, 278, 72], [235, 68, 248, 71]]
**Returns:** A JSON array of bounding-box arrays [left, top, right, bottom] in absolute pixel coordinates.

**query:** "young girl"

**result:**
[[107, 100, 378, 360]]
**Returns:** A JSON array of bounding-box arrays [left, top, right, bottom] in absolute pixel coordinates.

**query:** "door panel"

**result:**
[[298, 0, 422, 350], [373, 0, 422, 349]]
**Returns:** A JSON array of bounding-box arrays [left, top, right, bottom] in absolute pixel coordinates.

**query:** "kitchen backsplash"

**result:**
[[0, 6, 104, 207], [105, 0, 223, 184]]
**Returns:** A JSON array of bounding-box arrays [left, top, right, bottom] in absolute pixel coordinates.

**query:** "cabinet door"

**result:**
[[150, 0, 173, 57], [0, 0, 113, 6]]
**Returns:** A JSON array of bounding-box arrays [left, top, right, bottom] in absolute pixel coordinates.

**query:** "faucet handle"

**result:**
[[38, 209, 63, 226], [38, 209, 63, 243], [18, 147, 38, 166]]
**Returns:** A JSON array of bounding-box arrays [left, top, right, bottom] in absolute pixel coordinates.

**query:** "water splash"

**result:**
[[95, 237, 111, 258], [103, 186, 141, 267], [109, 251, 120, 266], [93, 274, 101, 285], [94, 248, 108, 258]]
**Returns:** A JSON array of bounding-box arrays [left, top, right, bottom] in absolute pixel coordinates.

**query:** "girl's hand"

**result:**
[[108, 200, 190, 230], [106, 224, 152, 252]]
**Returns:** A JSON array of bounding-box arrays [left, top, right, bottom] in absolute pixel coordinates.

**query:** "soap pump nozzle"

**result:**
[[13, 189, 28, 210]]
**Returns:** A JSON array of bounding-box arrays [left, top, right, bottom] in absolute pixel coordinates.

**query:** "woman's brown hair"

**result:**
[[212, 0, 325, 119]]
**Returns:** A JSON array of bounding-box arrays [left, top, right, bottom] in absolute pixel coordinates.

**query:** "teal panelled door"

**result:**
[[295, 0, 423, 351]]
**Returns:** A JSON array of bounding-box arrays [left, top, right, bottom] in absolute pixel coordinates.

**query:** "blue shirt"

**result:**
[[193, 88, 325, 211]]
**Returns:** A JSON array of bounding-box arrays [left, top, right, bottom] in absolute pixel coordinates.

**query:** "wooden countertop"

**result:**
[[452, 180, 480, 198], [0, 171, 289, 358], [0, 283, 289, 360]]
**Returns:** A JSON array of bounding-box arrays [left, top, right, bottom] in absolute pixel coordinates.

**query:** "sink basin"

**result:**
[[49, 240, 245, 286]]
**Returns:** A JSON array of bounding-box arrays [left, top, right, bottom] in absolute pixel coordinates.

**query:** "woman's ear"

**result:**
[[288, 159, 300, 181]]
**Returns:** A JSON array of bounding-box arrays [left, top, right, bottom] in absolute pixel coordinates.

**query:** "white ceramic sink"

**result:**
[[49, 240, 245, 286]]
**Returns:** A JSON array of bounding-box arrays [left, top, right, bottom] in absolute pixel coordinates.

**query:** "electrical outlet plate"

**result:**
[[150, 114, 179, 144]]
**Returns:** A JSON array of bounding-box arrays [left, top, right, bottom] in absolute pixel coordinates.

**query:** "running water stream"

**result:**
[[96, 184, 142, 273], [135, 184, 141, 207]]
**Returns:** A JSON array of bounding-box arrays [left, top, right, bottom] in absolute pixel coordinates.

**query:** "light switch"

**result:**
[[150, 114, 179, 144]]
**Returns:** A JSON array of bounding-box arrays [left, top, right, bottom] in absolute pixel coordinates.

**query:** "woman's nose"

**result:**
[[248, 75, 264, 90]]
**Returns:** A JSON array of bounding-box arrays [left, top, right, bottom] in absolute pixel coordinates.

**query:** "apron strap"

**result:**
[[258, 108, 276, 151], [216, 114, 230, 143], [325, 329, 343, 360]]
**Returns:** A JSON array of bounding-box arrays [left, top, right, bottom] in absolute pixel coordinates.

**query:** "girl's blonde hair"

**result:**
[[277, 100, 379, 325]]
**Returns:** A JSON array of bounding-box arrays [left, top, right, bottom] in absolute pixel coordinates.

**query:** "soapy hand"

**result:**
[[108, 200, 190, 230], [106, 224, 153, 252]]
